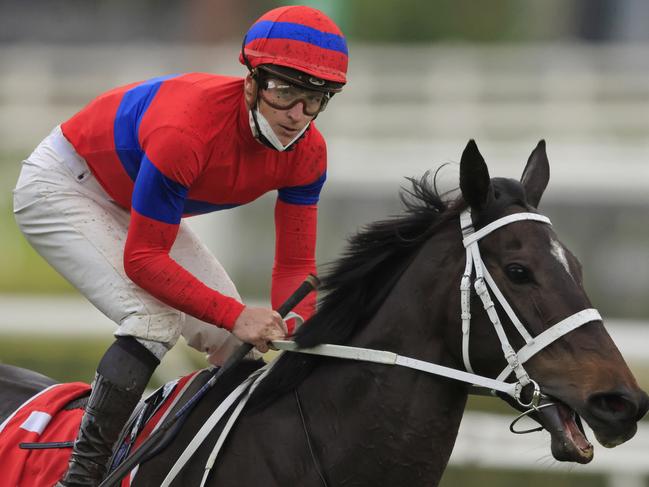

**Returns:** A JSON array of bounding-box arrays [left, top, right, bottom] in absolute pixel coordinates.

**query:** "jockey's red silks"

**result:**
[[273, 199, 317, 333], [61, 73, 322, 329], [0, 382, 90, 486]]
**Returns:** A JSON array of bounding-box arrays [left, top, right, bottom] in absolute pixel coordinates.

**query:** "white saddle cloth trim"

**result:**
[[20, 411, 52, 435], [0, 384, 60, 435]]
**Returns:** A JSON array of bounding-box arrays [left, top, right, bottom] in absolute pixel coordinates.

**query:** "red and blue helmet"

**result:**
[[240, 6, 348, 92]]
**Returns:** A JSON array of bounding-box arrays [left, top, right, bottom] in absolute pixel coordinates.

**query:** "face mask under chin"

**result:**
[[248, 107, 309, 151]]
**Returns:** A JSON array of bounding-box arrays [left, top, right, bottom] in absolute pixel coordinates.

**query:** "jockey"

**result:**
[[12, 6, 348, 486]]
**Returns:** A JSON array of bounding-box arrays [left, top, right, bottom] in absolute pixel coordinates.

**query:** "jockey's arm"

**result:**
[[123, 129, 284, 346], [271, 194, 320, 335]]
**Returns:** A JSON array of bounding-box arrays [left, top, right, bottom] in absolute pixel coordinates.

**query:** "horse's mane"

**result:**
[[249, 172, 467, 408]]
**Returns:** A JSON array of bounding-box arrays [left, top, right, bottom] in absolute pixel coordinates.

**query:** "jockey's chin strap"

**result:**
[[273, 208, 601, 409]]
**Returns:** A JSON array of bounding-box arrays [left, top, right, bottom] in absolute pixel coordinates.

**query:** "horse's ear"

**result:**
[[460, 139, 493, 211], [521, 140, 550, 208]]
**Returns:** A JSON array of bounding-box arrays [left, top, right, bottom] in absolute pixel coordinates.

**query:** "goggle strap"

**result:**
[[259, 91, 323, 117], [241, 35, 255, 75]]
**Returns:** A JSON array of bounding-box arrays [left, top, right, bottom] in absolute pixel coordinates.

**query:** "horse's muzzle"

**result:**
[[583, 388, 649, 448]]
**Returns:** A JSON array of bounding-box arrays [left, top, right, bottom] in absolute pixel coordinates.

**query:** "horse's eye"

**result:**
[[505, 263, 532, 284]]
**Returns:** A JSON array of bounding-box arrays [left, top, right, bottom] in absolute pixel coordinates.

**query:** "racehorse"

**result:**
[[1, 140, 647, 487]]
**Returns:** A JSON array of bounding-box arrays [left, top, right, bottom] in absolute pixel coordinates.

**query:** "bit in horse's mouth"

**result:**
[[536, 399, 594, 463]]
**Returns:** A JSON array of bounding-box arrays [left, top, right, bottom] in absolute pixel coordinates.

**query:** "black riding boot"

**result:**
[[56, 337, 160, 487]]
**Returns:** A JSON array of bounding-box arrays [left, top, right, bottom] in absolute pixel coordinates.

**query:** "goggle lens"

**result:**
[[260, 78, 328, 116]]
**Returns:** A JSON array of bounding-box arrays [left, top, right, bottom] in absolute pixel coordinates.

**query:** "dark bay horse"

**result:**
[[0, 364, 57, 423], [2, 140, 647, 486]]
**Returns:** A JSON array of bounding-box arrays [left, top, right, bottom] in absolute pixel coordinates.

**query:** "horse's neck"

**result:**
[[296, 238, 469, 486], [297, 349, 468, 486]]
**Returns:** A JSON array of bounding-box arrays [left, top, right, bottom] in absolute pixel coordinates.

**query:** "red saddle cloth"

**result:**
[[0, 371, 201, 487], [0, 382, 91, 487]]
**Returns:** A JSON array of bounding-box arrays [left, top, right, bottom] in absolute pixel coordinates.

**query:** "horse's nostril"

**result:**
[[588, 392, 637, 421]]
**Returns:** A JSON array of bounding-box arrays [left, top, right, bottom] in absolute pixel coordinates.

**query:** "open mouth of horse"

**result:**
[[534, 398, 594, 463]]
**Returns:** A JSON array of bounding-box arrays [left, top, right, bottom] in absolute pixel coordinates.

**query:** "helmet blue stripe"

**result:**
[[246, 21, 348, 55]]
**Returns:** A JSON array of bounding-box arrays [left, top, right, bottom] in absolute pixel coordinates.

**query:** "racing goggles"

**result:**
[[259, 77, 329, 116]]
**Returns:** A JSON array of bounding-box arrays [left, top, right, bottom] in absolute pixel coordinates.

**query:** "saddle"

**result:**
[[0, 359, 265, 487], [0, 382, 90, 486]]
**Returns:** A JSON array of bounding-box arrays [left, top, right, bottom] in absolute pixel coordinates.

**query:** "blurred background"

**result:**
[[1, 0, 648, 485]]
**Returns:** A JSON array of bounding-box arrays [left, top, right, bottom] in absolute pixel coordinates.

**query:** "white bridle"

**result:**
[[458, 209, 601, 397], [273, 208, 601, 406]]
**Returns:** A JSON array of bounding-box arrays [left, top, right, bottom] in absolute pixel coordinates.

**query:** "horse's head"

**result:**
[[457, 140, 648, 463]]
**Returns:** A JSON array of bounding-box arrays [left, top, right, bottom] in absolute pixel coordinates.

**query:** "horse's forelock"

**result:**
[[474, 178, 531, 227]]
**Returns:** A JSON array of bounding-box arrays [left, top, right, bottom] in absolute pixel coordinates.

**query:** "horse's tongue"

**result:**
[[557, 404, 592, 452]]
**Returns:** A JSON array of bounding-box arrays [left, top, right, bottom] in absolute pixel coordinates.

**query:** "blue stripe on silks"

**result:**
[[114, 74, 180, 181], [278, 172, 326, 205], [132, 157, 188, 225], [183, 199, 241, 216], [246, 21, 348, 55]]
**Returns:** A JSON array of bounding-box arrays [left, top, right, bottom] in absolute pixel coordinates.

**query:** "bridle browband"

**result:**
[[161, 208, 602, 485]]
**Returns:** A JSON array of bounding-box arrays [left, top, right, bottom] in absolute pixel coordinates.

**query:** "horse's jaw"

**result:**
[[533, 392, 646, 464], [533, 400, 594, 464]]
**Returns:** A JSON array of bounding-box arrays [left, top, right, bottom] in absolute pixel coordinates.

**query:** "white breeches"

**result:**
[[13, 127, 246, 365]]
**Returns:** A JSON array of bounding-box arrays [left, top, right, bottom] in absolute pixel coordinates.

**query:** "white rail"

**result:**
[[2, 43, 649, 201], [0, 293, 647, 378]]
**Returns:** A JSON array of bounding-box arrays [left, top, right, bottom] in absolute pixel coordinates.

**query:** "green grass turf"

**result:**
[[0, 335, 111, 384], [0, 334, 209, 386]]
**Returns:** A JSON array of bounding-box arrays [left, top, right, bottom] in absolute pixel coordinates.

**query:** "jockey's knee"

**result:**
[[116, 310, 184, 361]]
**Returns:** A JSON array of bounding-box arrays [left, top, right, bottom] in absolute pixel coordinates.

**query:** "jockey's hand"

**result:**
[[231, 307, 287, 353]]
